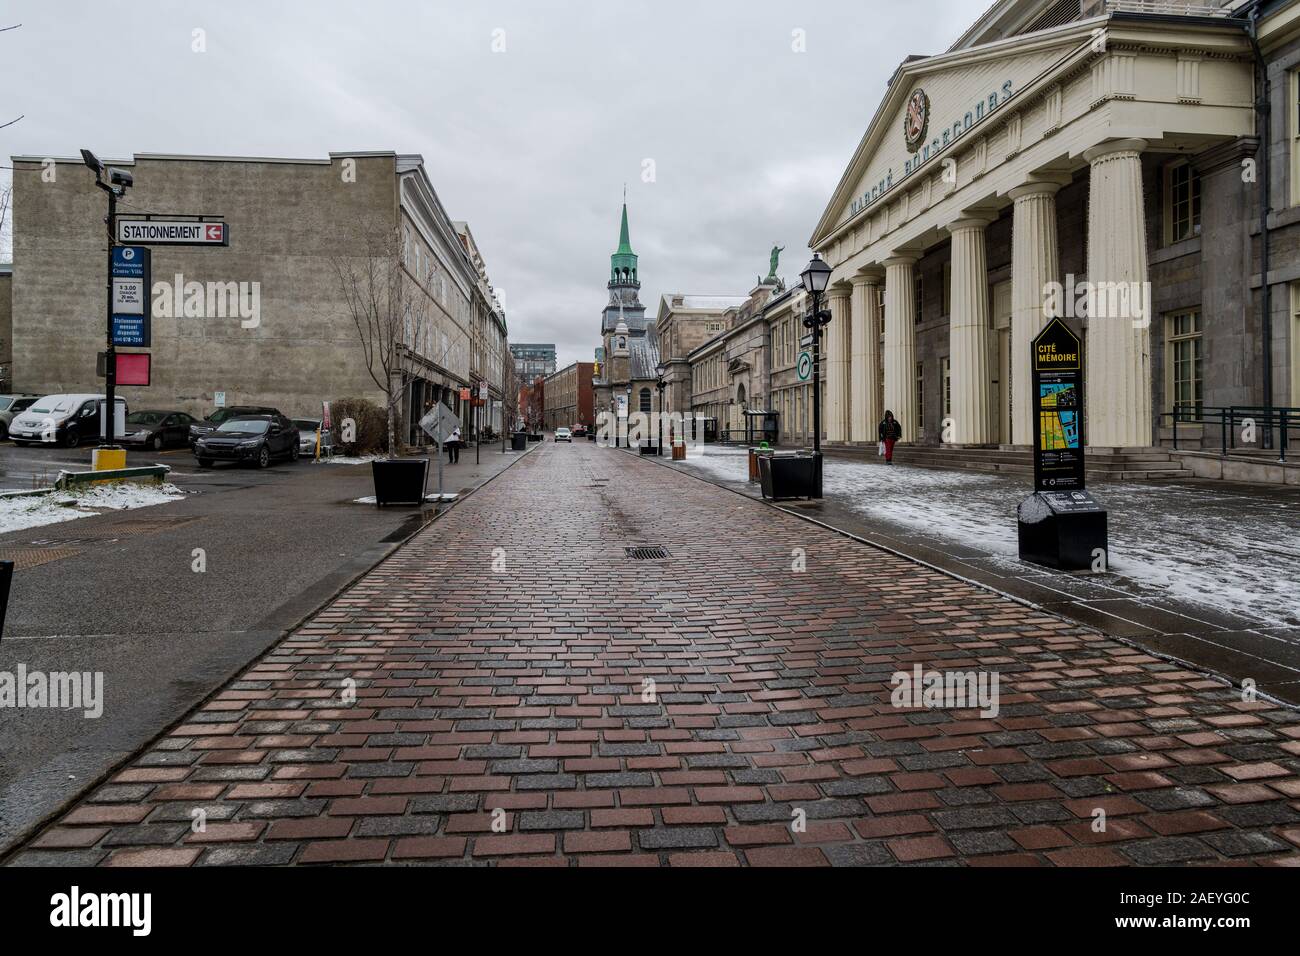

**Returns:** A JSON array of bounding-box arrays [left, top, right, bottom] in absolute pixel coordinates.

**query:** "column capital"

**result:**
[[883, 255, 917, 268], [1009, 178, 1066, 201], [827, 283, 852, 302], [851, 268, 884, 287], [946, 217, 991, 234], [1082, 137, 1148, 164]]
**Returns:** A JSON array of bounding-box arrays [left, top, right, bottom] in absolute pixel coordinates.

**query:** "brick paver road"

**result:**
[[9, 442, 1300, 866]]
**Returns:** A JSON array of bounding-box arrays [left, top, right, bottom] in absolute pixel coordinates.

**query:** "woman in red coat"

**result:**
[[878, 410, 902, 464]]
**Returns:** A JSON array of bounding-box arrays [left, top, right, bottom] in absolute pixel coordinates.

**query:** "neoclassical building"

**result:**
[[810, 0, 1298, 452]]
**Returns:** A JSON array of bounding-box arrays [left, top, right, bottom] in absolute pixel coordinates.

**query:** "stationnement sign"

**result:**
[[117, 219, 229, 246]]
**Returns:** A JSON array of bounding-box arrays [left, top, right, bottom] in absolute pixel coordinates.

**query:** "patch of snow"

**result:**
[[0, 482, 186, 535], [674, 447, 1300, 627], [321, 454, 385, 465]]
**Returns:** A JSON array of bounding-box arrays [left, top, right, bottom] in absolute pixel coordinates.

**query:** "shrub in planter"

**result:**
[[329, 397, 387, 456]]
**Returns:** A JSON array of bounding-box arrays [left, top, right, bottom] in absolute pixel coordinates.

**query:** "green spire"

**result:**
[[610, 198, 638, 284], [616, 202, 634, 255]]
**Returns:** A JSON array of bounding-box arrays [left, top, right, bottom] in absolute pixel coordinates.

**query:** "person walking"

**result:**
[[878, 410, 902, 465], [446, 425, 461, 464]]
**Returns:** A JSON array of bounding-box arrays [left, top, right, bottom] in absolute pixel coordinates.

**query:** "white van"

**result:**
[[8, 394, 129, 448]]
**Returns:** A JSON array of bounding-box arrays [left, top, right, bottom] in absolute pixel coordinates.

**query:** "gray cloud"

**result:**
[[0, 0, 978, 368]]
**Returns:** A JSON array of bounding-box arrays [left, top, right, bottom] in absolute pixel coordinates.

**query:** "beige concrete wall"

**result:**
[[0, 270, 11, 390], [11, 154, 400, 418]]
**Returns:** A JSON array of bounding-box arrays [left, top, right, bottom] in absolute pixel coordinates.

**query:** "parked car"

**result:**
[[189, 405, 283, 447], [8, 394, 128, 448], [555, 427, 572, 442], [121, 409, 200, 450], [193, 414, 300, 469], [0, 394, 40, 441], [571, 424, 587, 437], [293, 418, 335, 458]]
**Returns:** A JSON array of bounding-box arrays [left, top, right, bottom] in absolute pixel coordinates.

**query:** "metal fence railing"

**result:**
[[1161, 405, 1299, 462]]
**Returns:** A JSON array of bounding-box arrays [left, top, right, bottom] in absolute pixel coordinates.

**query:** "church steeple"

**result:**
[[610, 199, 638, 285]]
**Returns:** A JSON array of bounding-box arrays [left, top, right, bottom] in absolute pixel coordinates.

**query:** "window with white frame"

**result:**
[[1166, 310, 1203, 416], [1163, 161, 1201, 244]]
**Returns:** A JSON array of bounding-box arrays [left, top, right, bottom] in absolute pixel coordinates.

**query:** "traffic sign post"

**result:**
[[419, 402, 461, 501]]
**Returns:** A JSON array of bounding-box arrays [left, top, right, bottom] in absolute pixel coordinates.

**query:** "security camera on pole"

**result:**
[[81, 148, 132, 471]]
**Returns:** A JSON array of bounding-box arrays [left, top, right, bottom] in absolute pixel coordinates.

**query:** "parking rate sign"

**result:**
[[111, 246, 152, 347]]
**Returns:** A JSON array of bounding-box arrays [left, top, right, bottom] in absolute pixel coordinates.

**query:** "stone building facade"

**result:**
[[542, 361, 595, 431], [593, 202, 661, 427], [655, 293, 748, 416], [7, 151, 506, 444], [0, 262, 11, 392], [806, 0, 1300, 452]]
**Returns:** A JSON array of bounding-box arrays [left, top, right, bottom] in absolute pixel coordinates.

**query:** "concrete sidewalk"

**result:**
[[6, 440, 1299, 867], [0, 443, 532, 854]]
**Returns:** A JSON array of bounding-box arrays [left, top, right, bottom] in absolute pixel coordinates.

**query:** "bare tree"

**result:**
[[331, 222, 448, 456], [0, 183, 12, 262]]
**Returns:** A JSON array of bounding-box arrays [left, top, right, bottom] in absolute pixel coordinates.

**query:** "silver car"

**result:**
[[294, 418, 334, 458], [0, 394, 39, 441]]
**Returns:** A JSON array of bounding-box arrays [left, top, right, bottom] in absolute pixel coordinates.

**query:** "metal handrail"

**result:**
[[1161, 405, 1297, 462]]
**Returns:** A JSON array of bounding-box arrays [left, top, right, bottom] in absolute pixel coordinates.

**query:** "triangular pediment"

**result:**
[[810, 18, 1100, 248]]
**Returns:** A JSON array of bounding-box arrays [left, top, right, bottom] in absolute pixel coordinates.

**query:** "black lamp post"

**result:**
[[800, 253, 833, 498], [654, 363, 667, 455], [82, 148, 132, 452], [624, 383, 633, 449]]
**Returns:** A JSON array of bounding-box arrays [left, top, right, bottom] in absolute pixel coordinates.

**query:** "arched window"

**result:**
[[639, 388, 652, 413], [737, 384, 747, 409]]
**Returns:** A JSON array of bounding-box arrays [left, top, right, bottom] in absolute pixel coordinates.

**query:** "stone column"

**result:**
[[826, 286, 852, 442], [1083, 138, 1152, 448], [883, 256, 918, 442], [850, 272, 882, 443], [1009, 180, 1062, 446], [946, 219, 993, 445]]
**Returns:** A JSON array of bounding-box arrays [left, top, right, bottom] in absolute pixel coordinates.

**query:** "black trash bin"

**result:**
[[758, 452, 817, 500], [511, 432, 528, 451]]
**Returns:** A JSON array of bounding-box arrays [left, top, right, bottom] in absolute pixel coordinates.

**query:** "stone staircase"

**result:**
[[823, 443, 1194, 481]]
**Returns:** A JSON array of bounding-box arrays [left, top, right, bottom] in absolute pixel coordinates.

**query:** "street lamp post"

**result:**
[[654, 364, 667, 456], [800, 253, 833, 498], [624, 383, 633, 449], [81, 149, 132, 453]]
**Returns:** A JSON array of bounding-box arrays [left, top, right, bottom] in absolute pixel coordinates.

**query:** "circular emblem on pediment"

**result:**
[[903, 88, 930, 154]]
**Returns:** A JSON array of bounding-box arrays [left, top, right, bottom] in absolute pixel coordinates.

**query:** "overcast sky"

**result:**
[[1, 0, 979, 369]]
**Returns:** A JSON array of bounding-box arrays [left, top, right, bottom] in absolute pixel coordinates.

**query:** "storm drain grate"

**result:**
[[27, 515, 201, 543], [0, 547, 84, 570], [625, 546, 670, 561]]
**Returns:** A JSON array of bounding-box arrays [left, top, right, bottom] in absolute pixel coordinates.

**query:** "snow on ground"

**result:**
[[675, 446, 1300, 627], [0, 482, 187, 535], [320, 454, 385, 465]]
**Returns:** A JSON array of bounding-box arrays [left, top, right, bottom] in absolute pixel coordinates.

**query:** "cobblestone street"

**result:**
[[9, 440, 1300, 867]]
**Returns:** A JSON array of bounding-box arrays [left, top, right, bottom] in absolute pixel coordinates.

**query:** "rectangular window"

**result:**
[[1164, 161, 1201, 244], [942, 262, 951, 317], [1166, 310, 1203, 416], [914, 272, 924, 323], [916, 361, 925, 435]]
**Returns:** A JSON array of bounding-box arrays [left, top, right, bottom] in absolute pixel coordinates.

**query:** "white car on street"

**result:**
[[555, 427, 572, 442], [8, 394, 128, 448]]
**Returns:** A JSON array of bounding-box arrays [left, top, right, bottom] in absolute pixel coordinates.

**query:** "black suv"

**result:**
[[193, 414, 300, 469], [189, 405, 283, 447]]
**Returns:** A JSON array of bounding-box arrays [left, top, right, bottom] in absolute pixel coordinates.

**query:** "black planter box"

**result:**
[[638, 443, 658, 456], [528, 433, 543, 443], [511, 432, 528, 451], [371, 458, 429, 507], [1017, 491, 1108, 570], [759, 453, 818, 500], [587, 432, 596, 442]]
